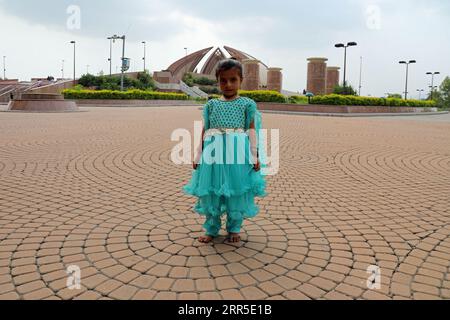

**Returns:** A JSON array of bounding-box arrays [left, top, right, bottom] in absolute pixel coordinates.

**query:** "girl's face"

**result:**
[[218, 67, 242, 99]]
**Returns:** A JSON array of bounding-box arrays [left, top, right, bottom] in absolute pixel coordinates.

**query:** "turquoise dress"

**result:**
[[182, 97, 268, 235]]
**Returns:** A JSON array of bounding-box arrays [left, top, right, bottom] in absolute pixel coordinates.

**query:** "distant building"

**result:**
[[306, 57, 340, 95], [154, 46, 284, 92]]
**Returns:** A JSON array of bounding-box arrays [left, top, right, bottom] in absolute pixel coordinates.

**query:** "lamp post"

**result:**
[[61, 60, 65, 79], [416, 89, 424, 100], [70, 41, 76, 82], [142, 41, 146, 72], [426, 72, 440, 100], [2, 56, 6, 80], [334, 42, 357, 89], [86, 65, 90, 74], [358, 56, 363, 96], [399, 60, 416, 100], [107, 36, 115, 76], [110, 35, 126, 91], [183, 47, 188, 80]]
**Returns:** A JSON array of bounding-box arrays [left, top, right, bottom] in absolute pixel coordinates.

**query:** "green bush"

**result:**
[[287, 95, 309, 104], [62, 89, 188, 100], [310, 94, 436, 107], [182, 73, 217, 87], [194, 77, 217, 86], [238, 90, 286, 103], [77, 72, 156, 91], [199, 86, 220, 94], [333, 84, 357, 96]]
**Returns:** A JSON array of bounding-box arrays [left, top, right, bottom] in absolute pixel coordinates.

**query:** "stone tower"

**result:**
[[267, 68, 283, 92], [307, 57, 328, 95], [241, 59, 260, 91], [326, 66, 340, 94]]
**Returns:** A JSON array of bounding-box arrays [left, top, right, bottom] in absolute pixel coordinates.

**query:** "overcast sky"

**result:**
[[0, 0, 448, 97]]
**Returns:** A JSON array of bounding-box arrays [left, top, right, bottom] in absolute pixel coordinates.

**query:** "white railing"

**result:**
[[153, 79, 208, 98], [179, 80, 208, 98]]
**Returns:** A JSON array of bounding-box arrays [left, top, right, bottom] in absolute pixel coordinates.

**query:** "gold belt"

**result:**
[[204, 128, 246, 140]]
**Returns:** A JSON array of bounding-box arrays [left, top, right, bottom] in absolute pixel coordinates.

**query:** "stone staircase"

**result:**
[[153, 80, 208, 99]]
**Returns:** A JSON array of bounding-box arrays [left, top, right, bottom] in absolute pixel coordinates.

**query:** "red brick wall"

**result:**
[[257, 102, 435, 114]]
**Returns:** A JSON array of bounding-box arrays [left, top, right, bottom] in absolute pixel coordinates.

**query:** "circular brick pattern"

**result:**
[[0, 107, 449, 300]]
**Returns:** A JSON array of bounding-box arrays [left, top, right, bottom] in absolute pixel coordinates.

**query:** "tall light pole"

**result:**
[[426, 71, 440, 100], [86, 65, 90, 74], [70, 41, 76, 82], [61, 60, 65, 79], [182, 47, 188, 81], [416, 89, 424, 100], [358, 56, 363, 96], [399, 60, 416, 100], [335, 42, 357, 90], [2, 56, 6, 80], [110, 35, 126, 90], [142, 41, 146, 72], [107, 36, 115, 76]]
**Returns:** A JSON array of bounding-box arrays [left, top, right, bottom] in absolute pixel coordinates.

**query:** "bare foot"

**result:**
[[198, 235, 214, 243], [227, 232, 241, 243]]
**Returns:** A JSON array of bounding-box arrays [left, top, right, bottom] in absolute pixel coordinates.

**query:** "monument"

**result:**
[[7, 93, 79, 112], [154, 46, 284, 92], [307, 57, 340, 95]]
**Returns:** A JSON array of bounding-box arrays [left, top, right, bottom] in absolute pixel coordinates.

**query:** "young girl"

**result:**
[[183, 58, 267, 244]]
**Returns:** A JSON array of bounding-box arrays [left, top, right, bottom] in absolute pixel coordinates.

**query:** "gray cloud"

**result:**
[[0, 0, 448, 95]]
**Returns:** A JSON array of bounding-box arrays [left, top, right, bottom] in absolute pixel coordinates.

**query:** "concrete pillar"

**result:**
[[307, 57, 328, 95], [267, 67, 283, 92], [242, 59, 260, 91], [326, 67, 340, 94]]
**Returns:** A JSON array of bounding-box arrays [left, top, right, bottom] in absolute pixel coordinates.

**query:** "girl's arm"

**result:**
[[193, 126, 205, 170], [248, 120, 260, 171]]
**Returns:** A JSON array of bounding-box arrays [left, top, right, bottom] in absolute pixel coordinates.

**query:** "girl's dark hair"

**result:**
[[215, 57, 243, 80]]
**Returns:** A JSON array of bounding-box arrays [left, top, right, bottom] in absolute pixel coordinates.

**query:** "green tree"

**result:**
[[387, 93, 403, 99], [78, 74, 97, 87], [136, 71, 156, 90], [435, 76, 450, 108], [333, 84, 357, 96]]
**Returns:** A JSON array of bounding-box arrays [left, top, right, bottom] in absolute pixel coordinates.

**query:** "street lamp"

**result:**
[[358, 56, 363, 96], [107, 36, 116, 76], [2, 56, 6, 80], [109, 35, 127, 91], [70, 41, 76, 82], [61, 60, 65, 79], [182, 47, 188, 81], [416, 89, 424, 100], [142, 41, 147, 72], [426, 71, 440, 100], [335, 42, 357, 89], [399, 60, 416, 100]]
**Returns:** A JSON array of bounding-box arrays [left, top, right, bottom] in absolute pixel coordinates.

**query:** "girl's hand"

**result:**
[[253, 160, 260, 172]]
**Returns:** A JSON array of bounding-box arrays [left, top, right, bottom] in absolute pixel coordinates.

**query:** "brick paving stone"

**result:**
[[109, 285, 139, 300], [240, 286, 268, 300], [195, 279, 216, 292], [132, 289, 157, 300], [0, 106, 449, 300]]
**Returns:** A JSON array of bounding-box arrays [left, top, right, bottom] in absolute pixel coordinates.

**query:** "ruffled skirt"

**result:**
[[182, 132, 267, 220]]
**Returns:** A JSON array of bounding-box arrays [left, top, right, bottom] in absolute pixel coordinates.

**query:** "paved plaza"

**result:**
[[0, 106, 449, 300]]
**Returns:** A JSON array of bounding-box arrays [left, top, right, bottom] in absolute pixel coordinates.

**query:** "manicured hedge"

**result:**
[[310, 94, 436, 107], [239, 90, 286, 103], [62, 89, 189, 100], [287, 95, 309, 104]]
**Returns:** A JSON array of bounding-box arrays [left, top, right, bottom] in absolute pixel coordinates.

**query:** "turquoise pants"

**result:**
[[203, 214, 243, 237]]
